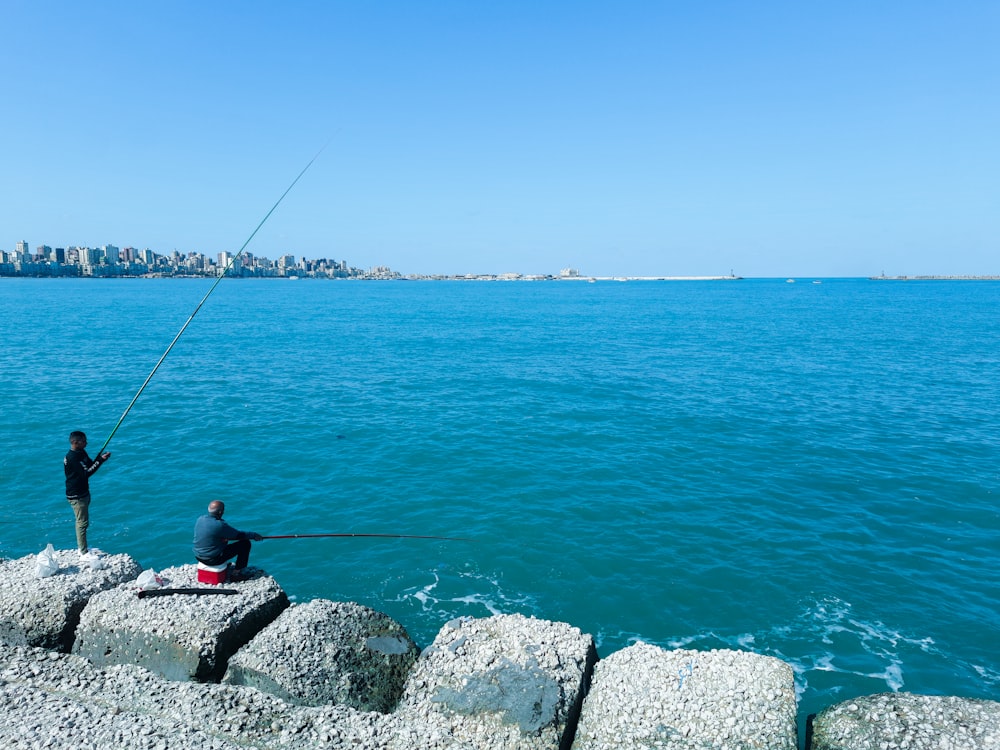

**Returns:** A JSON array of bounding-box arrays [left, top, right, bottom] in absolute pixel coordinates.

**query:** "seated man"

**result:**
[[192, 500, 263, 579]]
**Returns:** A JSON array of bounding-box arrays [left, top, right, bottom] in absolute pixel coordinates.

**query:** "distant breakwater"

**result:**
[[869, 274, 1000, 280]]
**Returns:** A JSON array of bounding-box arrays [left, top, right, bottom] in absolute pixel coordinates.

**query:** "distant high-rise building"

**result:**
[[218, 251, 242, 276]]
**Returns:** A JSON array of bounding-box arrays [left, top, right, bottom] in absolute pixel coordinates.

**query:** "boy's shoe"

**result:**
[[79, 550, 108, 570], [228, 568, 251, 582]]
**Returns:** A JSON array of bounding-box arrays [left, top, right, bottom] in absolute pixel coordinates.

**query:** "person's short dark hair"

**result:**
[[208, 500, 225, 518], [69, 431, 86, 444]]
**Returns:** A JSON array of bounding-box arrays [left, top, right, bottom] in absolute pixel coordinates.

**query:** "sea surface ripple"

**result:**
[[1, 277, 998, 724]]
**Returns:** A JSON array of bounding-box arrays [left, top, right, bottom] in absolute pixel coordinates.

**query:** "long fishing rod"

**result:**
[[96, 147, 326, 457], [261, 533, 471, 542]]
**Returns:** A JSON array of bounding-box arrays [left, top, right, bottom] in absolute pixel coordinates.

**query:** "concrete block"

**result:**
[[808, 692, 1000, 750], [72, 564, 288, 682], [0, 549, 142, 652], [396, 613, 597, 750], [224, 598, 420, 711], [572, 643, 797, 750]]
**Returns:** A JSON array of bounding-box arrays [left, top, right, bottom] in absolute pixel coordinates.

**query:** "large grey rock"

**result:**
[[809, 692, 1000, 750], [0, 550, 142, 652], [0, 643, 472, 749], [72, 564, 289, 682], [396, 613, 597, 750], [224, 598, 420, 711], [572, 643, 797, 750]]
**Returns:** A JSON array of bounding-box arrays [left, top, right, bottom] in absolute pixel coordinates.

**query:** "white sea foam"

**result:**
[[972, 664, 1000, 686], [597, 596, 946, 714], [868, 662, 905, 692], [392, 568, 538, 626]]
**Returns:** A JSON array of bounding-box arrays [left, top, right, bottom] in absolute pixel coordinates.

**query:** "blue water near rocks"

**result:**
[[2, 277, 998, 727]]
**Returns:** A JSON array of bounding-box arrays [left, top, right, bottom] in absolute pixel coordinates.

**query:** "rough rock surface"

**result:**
[[72, 564, 289, 682], [5, 561, 997, 750], [809, 692, 1000, 750], [0, 550, 142, 652], [396, 613, 598, 750], [572, 642, 797, 750], [224, 598, 420, 711], [0, 643, 470, 749]]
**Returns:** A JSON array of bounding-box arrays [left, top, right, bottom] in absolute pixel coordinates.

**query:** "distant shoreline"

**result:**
[[0, 272, 749, 282], [407, 274, 744, 281], [868, 275, 1000, 281], [4, 273, 1000, 281]]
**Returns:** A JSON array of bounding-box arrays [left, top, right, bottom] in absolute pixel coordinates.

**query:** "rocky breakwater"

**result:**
[[572, 642, 796, 749], [2, 549, 1000, 749], [73, 563, 289, 682], [808, 693, 1000, 749], [0, 549, 141, 652], [223, 598, 421, 712], [395, 613, 597, 749]]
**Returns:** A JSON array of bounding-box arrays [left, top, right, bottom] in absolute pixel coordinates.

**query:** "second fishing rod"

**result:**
[[92, 147, 470, 546], [260, 533, 471, 542], [95, 146, 326, 457]]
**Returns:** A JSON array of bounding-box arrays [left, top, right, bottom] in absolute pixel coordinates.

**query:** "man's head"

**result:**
[[208, 500, 225, 518], [69, 431, 87, 448]]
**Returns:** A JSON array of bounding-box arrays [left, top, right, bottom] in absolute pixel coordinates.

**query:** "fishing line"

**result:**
[[96, 146, 326, 456], [261, 533, 471, 542]]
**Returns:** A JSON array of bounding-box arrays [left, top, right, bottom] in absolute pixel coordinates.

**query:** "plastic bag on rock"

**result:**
[[34, 543, 59, 578]]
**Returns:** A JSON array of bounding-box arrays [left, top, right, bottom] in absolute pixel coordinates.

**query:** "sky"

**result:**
[[2, 1, 998, 278]]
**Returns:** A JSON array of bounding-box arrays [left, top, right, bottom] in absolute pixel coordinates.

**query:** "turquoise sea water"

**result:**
[[2, 277, 998, 732]]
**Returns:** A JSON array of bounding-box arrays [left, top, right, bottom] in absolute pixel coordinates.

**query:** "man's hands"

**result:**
[[249, 532, 264, 542]]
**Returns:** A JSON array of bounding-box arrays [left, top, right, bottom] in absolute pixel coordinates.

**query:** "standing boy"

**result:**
[[64, 430, 110, 561]]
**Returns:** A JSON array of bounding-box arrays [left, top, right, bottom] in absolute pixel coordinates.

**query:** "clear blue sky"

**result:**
[[3, 1, 998, 277]]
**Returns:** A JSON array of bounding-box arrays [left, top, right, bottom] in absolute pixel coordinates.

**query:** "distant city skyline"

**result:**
[[0, 240, 392, 279], [3, 239, 739, 280], [3, 4, 998, 278], [5, 239, 1000, 282]]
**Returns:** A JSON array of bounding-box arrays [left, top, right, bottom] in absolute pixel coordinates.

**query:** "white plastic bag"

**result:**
[[136, 569, 164, 590], [34, 544, 59, 579]]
